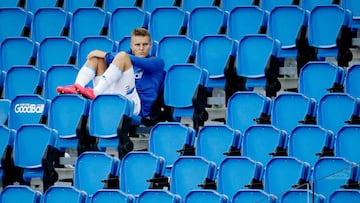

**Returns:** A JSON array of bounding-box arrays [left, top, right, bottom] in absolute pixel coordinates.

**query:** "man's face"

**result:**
[[130, 35, 151, 58]]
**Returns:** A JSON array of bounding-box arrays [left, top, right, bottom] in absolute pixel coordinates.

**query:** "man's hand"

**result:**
[[87, 50, 106, 59]]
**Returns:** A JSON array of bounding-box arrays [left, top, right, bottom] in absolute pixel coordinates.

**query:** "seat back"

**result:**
[[0, 7, 30, 44], [271, 92, 316, 134], [148, 6, 187, 43], [242, 125, 288, 165], [0, 185, 42, 203], [196, 124, 241, 167], [317, 93, 355, 134], [156, 35, 196, 72], [185, 189, 229, 203], [335, 125, 360, 163], [221, 0, 258, 13], [329, 189, 360, 203], [288, 125, 334, 167], [227, 6, 268, 41], [31, 7, 70, 43], [37, 36, 77, 74], [109, 7, 148, 42], [138, 189, 181, 203], [226, 91, 272, 133], [182, 0, 216, 13], [42, 185, 88, 203], [74, 151, 120, 196], [103, 0, 139, 13], [26, 0, 58, 14], [217, 157, 264, 200], [195, 34, 236, 88], [301, 0, 337, 11], [187, 6, 227, 42], [298, 61, 345, 102], [3, 65, 41, 100], [0, 99, 10, 124], [70, 7, 109, 43], [345, 64, 360, 98], [143, 0, 178, 14], [90, 189, 134, 203], [170, 156, 216, 198], [342, 0, 360, 28], [43, 65, 79, 100], [232, 189, 277, 203], [280, 189, 325, 203], [119, 151, 165, 196], [64, 0, 97, 13], [261, 0, 295, 12]]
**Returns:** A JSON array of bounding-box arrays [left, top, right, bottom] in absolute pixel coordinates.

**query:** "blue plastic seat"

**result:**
[[227, 6, 268, 41], [335, 125, 360, 163], [187, 6, 227, 42], [119, 151, 166, 196], [43, 65, 79, 100], [63, 0, 98, 13], [301, 0, 337, 11], [329, 189, 360, 203], [143, 0, 179, 13], [226, 91, 272, 133], [182, 0, 218, 13], [109, 7, 148, 42], [90, 189, 135, 203], [37, 36, 77, 75], [13, 124, 57, 191], [221, 0, 259, 13], [271, 92, 317, 134], [77, 36, 117, 67], [3, 65, 42, 100], [242, 124, 288, 165], [298, 61, 345, 102], [138, 189, 181, 203], [0, 7, 31, 44], [8, 94, 47, 131], [267, 5, 309, 59], [312, 157, 357, 200], [264, 157, 311, 197], [103, 0, 139, 13], [156, 35, 196, 71], [42, 185, 88, 203], [288, 125, 335, 167], [0, 185, 42, 203], [345, 64, 360, 98], [232, 189, 277, 203], [196, 124, 241, 167], [73, 151, 120, 197], [0, 37, 38, 74], [185, 189, 229, 203], [169, 156, 217, 198], [317, 93, 355, 134], [280, 189, 325, 203], [70, 7, 110, 43], [26, 0, 58, 14], [149, 122, 196, 176], [217, 156, 264, 200], [148, 6, 187, 43], [0, 0, 21, 7], [235, 34, 280, 91], [342, 0, 360, 29], [0, 99, 10, 124], [261, 0, 296, 12], [195, 34, 236, 89]]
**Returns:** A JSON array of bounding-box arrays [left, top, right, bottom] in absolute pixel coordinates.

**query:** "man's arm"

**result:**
[[129, 55, 165, 72]]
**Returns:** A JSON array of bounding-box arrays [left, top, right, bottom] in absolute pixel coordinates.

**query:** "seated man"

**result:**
[[57, 27, 165, 118]]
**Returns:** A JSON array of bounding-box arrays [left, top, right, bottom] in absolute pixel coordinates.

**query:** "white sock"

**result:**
[[75, 65, 96, 87], [94, 63, 123, 95]]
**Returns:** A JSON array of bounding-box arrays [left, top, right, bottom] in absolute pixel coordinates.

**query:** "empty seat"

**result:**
[[182, 0, 218, 13], [271, 92, 317, 134], [317, 93, 355, 134], [301, 0, 338, 11], [342, 0, 360, 29], [261, 0, 297, 12], [0, 7, 31, 44], [221, 0, 259, 13], [217, 156, 264, 200], [119, 151, 166, 196], [195, 34, 236, 89], [149, 122, 196, 176], [103, 0, 139, 13], [73, 151, 120, 197], [70, 7, 110, 43], [42, 185, 88, 203], [232, 189, 277, 203], [63, 0, 98, 13], [288, 125, 335, 167], [109, 7, 148, 42], [37, 36, 77, 75], [226, 91, 272, 133], [227, 6, 268, 41], [170, 156, 217, 199], [264, 157, 311, 197], [90, 189, 135, 203], [0, 185, 42, 203], [242, 124, 288, 165], [195, 124, 241, 167], [156, 35, 196, 71], [148, 6, 187, 43], [335, 125, 360, 163], [187, 6, 227, 42], [138, 189, 181, 203], [298, 61, 345, 102], [0, 99, 10, 124], [345, 64, 360, 98], [329, 189, 360, 203], [0, 0, 22, 7], [280, 189, 325, 203], [26, 0, 59, 14], [43, 65, 79, 100], [185, 189, 229, 203], [143, 0, 179, 13], [3, 65, 42, 100]]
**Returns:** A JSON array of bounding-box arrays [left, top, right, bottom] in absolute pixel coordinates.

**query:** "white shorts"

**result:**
[[94, 68, 141, 116]]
